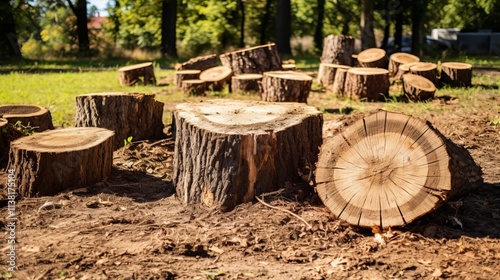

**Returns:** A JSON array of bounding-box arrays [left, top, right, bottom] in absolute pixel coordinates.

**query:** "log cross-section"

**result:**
[[357, 48, 389, 69], [0, 104, 54, 132], [388, 52, 420, 76]]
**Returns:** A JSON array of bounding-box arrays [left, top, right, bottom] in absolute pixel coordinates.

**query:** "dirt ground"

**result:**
[[1, 71, 500, 279]]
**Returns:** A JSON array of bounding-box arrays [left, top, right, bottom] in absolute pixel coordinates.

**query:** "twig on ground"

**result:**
[[255, 196, 312, 230]]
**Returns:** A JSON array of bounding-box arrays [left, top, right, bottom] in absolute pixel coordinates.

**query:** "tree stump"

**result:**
[[317, 63, 351, 87], [75, 93, 164, 150], [321, 35, 355, 66], [199, 66, 233, 91], [7, 127, 114, 197], [174, 70, 201, 88], [395, 62, 420, 80], [410, 62, 440, 87], [261, 71, 313, 103], [357, 48, 389, 69], [440, 62, 472, 87], [0, 104, 54, 132], [0, 118, 9, 165], [231, 74, 262, 92], [402, 74, 437, 101], [182, 80, 207, 96], [172, 99, 323, 210], [344, 68, 390, 101], [282, 64, 297, 71], [388, 52, 420, 76], [219, 43, 283, 75], [316, 110, 483, 228], [118, 62, 156, 86], [175, 54, 219, 71], [330, 68, 349, 96]]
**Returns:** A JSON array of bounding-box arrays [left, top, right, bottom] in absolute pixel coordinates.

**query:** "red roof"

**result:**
[[88, 17, 107, 30]]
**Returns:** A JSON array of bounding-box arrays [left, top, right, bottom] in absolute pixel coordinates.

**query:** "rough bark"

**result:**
[[172, 100, 323, 211], [330, 68, 349, 96], [388, 52, 420, 76], [199, 66, 233, 91], [357, 48, 389, 69], [175, 54, 219, 71], [276, 0, 292, 55], [231, 74, 262, 92], [317, 63, 351, 87], [118, 62, 156, 86], [320, 35, 355, 65], [402, 73, 436, 101], [314, 0, 326, 53], [174, 70, 201, 88], [0, 0, 21, 59], [360, 0, 377, 50], [344, 68, 390, 101], [261, 71, 313, 103], [0, 104, 54, 132], [410, 62, 440, 87], [220, 43, 283, 75], [440, 62, 472, 87], [161, 0, 177, 58], [181, 80, 207, 96]]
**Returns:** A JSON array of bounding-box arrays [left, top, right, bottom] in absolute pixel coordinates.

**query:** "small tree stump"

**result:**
[[0, 118, 9, 165], [220, 43, 283, 75], [344, 68, 390, 101], [75, 93, 164, 150], [0, 104, 54, 132], [175, 54, 219, 71], [172, 99, 323, 210], [261, 71, 313, 103], [282, 64, 297, 70], [388, 52, 420, 76], [440, 62, 472, 87], [321, 35, 355, 66], [317, 63, 351, 87], [357, 48, 389, 69], [118, 62, 156, 86], [174, 70, 201, 88], [395, 62, 420, 80], [7, 127, 114, 197], [410, 62, 440, 87], [182, 80, 207, 96], [199, 66, 233, 91], [330, 68, 349, 96], [402, 74, 437, 101], [231, 74, 262, 92]]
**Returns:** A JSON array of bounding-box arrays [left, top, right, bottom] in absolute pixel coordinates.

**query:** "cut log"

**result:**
[[182, 80, 207, 96], [344, 68, 390, 101], [0, 104, 54, 132], [75, 92, 164, 150], [316, 110, 483, 228], [282, 64, 297, 71], [388, 52, 420, 76], [175, 54, 219, 71], [440, 62, 472, 87], [199, 66, 233, 91], [402, 74, 437, 101], [172, 99, 323, 210], [395, 62, 420, 80], [261, 71, 313, 103], [330, 68, 349, 97], [0, 118, 9, 165], [357, 48, 389, 69], [174, 70, 201, 89], [321, 35, 355, 66], [220, 43, 283, 75], [7, 127, 114, 197], [118, 62, 156, 86], [410, 62, 440, 87], [317, 63, 351, 87], [231, 74, 263, 93]]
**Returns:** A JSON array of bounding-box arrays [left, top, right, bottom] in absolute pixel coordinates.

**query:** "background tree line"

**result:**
[[1, 0, 499, 60]]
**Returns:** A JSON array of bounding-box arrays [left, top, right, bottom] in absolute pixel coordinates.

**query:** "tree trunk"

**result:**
[[357, 48, 389, 68], [394, 8, 404, 52], [0, 0, 21, 59], [231, 74, 263, 92], [314, 0, 326, 53], [276, 0, 292, 55], [175, 54, 219, 71], [161, 0, 177, 58], [118, 62, 156, 86], [440, 62, 472, 87], [380, 0, 391, 50], [388, 52, 420, 76], [317, 63, 351, 87], [261, 71, 313, 103], [402, 73, 436, 101], [410, 62, 440, 87], [259, 0, 273, 45], [360, 0, 377, 50], [220, 43, 283, 75], [395, 62, 419, 80], [0, 105, 54, 132], [316, 110, 482, 228], [174, 70, 201, 88], [71, 0, 90, 56], [411, 0, 427, 57], [172, 100, 323, 211], [344, 68, 390, 101], [181, 80, 207, 96], [7, 127, 114, 197], [320, 35, 355, 66], [331, 68, 349, 96], [237, 0, 245, 48], [75, 93, 164, 150], [199, 66, 233, 91]]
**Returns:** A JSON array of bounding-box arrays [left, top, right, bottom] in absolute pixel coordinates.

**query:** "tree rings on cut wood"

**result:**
[[321, 35, 355, 66], [231, 74, 262, 92], [199, 66, 233, 91], [7, 127, 114, 197], [388, 52, 420, 76], [0, 104, 54, 132], [220, 43, 283, 75], [182, 80, 207, 96], [261, 71, 313, 103], [344, 68, 390, 101], [357, 48, 389, 69], [440, 62, 472, 87], [75, 92, 164, 150], [175, 54, 219, 71], [402, 74, 436, 101], [174, 70, 201, 88], [395, 62, 420, 80], [316, 110, 483, 228], [410, 62, 440, 87], [172, 99, 323, 210], [118, 62, 156, 86], [317, 63, 351, 87]]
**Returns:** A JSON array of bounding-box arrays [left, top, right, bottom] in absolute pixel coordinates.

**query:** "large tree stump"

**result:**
[[402, 74, 437, 101], [321, 35, 355, 66], [440, 62, 472, 87], [7, 127, 114, 197], [199, 66, 233, 91], [75, 93, 164, 150], [357, 48, 389, 69], [0, 104, 54, 132], [182, 80, 207, 96], [118, 62, 156, 86], [330, 68, 349, 96], [175, 54, 219, 71], [344, 68, 390, 101], [220, 43, 283, 75], [231, 74, 262, 92], [174, 70, 201, 88], [316, 110, 483, 228], [172, 100, 323, 210], [395, 62, 420, 80], [317, 63, 351, 87], [410, 62, 440, 87], [388, 52, 420, 76], [261, 71, 313, 103], [0, 118, 9, 165]]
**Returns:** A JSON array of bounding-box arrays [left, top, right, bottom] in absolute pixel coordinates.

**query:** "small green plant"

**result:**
[[490, 116, 500, 126], [123, 136, 133, 146], [12, 121, 36, 136]]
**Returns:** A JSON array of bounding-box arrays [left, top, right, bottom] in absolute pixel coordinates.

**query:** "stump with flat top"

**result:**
[[172, 100, 323, 210], [231, 74, 262, 92], [330, 68, 349, 96], [118, 62, 156, 86], [75, 92, 164, 150], [321, 35, 355, 66], [388, 52, 420, 76], [395, 62, 420, 80], [181, 80, 207, 96], [317, 63, 351, 87], [174, 70, 201, 88], [357, 48, 389, 69], [316, 110, 483, 228], [410, 62, 440, 87], [440, 62, 472, 87], [402, 74, 436, 101], [220, 43, 283, 75], [7, 127, 114, 197], [0, 104, 54, 132], [344, 68, 390, 101], [261, 71, 313, 103], [199, 66, 233, 91], [175, 54, 219, 71]]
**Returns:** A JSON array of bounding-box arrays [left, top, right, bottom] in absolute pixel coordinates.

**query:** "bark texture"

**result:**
[[402, 74, 436, 101], [181, 80, 207, 96], [330, 68, 349, 96], [317, 63, 351, 87], [0, 104, 54, 132], [220, 43, 283, 75], [118, 62, 156, 86], [344, 68, 390, 101], [175, 54, 218, 71], [231, 74, 262, 92], [261, 71, 312, 103], [320, 35, 355, 66], [410, 62, 440, 87], [174, 70, 201, 88], [440, 62, 472, 87]]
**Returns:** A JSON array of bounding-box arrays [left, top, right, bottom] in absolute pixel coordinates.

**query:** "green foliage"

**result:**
[[123, 136, 133, 146]]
